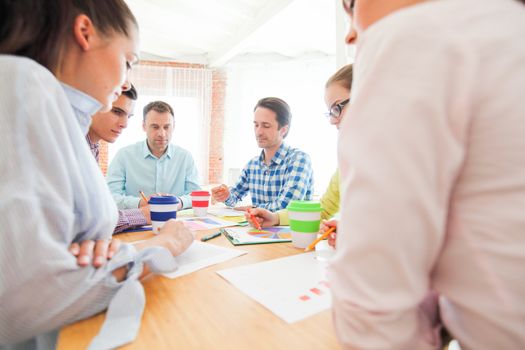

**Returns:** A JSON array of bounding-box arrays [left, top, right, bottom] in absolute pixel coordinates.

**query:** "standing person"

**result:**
[[107, 100, 201, 210], [248, 65, 353, 243], [211, 97, 314, 211], [0, 1, 194, 349], [331, 0, 525, 349], [87, 84, 151, 233]]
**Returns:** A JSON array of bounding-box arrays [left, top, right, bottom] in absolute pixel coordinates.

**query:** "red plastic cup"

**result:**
[[191, 190, 210, 217]]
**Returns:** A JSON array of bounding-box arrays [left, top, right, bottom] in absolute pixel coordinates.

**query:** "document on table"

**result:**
[[217, 252, 333, 323], [208, 207, 246, 217], [163, 240, 247, 279], [178, 216, 240, 230]]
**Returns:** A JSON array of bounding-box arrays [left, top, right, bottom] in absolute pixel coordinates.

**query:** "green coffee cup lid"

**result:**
[[286, 200, 322, 212]]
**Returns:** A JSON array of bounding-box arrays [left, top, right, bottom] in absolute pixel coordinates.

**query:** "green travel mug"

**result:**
[[287, 200, 322, 248]]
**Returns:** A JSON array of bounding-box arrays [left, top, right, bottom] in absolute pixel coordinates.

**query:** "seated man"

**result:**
[[212, 97, 314, 211], [107, 100, 201, 210], [87, 84, 150, 234]]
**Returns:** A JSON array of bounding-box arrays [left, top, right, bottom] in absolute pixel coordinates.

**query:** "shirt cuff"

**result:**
[[103, 244, 178, 286], [277, 209, 289, 226], [224, 195, 235, 207]]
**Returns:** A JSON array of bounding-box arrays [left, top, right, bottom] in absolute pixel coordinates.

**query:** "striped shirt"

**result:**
[[85, 135, 147, 233], [0, 56, 173, 349], [225, 143, 314, 211]]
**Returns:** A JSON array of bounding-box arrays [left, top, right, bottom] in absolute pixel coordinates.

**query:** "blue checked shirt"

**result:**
[[225, 143, 314, 211]]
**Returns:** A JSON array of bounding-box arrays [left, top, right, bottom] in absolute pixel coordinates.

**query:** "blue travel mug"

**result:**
[[149, 195, 179, 234]]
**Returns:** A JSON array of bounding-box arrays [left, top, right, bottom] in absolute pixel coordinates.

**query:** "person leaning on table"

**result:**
[[86, 83, 152, 234], [0, 1, 194, 348]]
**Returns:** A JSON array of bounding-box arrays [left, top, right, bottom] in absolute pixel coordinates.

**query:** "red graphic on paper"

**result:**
[[298, 280, 331, 302], [310, 287, 322, 295]]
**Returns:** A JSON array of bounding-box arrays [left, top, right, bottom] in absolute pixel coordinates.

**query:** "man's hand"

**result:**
[[245, 207, 279, 228], [69, 239, 121, 268], [211, 184, 230, 203]]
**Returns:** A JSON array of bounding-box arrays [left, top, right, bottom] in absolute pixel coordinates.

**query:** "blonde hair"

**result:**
[[325, 64, 353, 90]]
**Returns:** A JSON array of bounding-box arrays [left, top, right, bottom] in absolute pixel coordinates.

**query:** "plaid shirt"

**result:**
[[86, 135, 147, 233], [225, 143, 314, 211]]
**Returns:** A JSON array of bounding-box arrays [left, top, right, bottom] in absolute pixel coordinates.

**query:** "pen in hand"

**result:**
[[201, 231, 221, 242], [246, 208, 262, 231], [304, 227, 336, 252], [139, 191, 148, 203]]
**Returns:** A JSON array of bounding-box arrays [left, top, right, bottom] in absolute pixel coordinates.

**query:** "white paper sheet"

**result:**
[[217, 252, 333, 323], [208, 207, 247, 217], [163, 241, 247, 279]]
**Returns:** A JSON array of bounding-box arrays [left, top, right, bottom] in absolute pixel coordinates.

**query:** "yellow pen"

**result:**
[[304, 227, 335, 252], [139, 191, 148, 203]]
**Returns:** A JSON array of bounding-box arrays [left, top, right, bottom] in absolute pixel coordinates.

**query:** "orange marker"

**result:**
[[247, 208, 262, 231]]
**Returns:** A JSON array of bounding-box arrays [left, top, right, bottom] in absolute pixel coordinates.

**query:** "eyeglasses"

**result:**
[[342, 0, 355, 15], [324, 98, 350, 119]]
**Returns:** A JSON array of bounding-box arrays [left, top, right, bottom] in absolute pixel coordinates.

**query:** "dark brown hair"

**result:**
[[123, 83, 138, 101], [325, 64, 353, 90], [143, 101, 175, 122], [0, 0, 137, 72], [254, 97, 292, 138]]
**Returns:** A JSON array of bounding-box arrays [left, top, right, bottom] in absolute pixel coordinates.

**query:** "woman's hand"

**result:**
[[69, 238, 121, 268], [320, 219, 338, 248]]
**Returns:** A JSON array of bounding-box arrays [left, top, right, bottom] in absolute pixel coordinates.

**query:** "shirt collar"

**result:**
[[61, 83, 102, 135], [142, 140, 173, 159], [258, 142, 288, 166]]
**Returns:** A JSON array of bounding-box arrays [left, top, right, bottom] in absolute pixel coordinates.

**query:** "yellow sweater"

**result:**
[[278, 169, 340, 225]]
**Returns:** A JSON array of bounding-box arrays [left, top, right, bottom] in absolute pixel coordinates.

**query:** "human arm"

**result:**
[[258, 152, 314, 212], [113, 208, 149, 234], [223, 165, 251, 207], [329, 18, 470, 349], [245, 207, 280, 228], [320, 169, 340, 220]]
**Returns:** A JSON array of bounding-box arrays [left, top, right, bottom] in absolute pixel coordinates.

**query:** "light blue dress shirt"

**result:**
[[107, 141, 201, 209]]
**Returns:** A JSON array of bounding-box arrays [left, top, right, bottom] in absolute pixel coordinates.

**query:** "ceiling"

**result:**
[[125, 0, 337, 66]]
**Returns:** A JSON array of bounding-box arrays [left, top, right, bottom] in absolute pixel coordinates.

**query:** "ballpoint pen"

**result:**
[[304, 227, 335, 252], [201, 231, 222, 242]]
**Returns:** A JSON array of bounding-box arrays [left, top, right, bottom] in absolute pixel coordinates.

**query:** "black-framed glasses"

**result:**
[[342, 0, 355, 15], [324, 98, 350, 119]]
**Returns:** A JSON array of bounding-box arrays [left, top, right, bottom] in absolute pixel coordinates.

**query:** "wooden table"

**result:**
[[57, 229, 341, 350]]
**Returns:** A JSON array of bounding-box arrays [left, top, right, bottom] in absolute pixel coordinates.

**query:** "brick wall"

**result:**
[[96, 61, 227, 184], [209, 69, 226, 184]]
